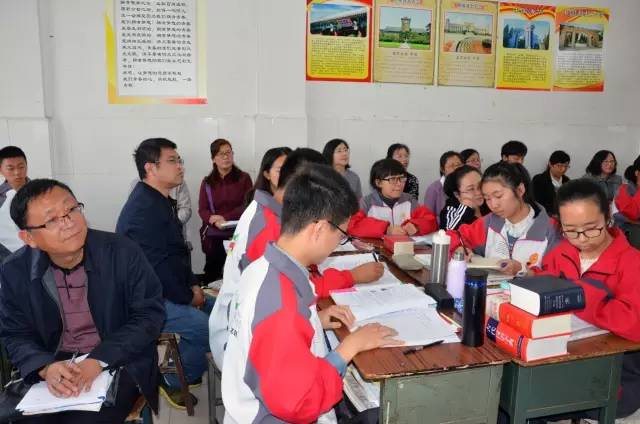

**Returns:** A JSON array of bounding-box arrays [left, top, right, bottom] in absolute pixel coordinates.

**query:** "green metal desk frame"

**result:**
[[379, 364, 504, 424], [500, 354, 623, 423]]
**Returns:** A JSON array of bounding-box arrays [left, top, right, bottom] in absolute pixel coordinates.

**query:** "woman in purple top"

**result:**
[[423, 151, 463, 224]]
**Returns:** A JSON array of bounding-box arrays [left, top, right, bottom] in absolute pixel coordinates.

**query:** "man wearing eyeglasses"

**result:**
[[0, 179, 165, 423], [116, 138, 212, 409]]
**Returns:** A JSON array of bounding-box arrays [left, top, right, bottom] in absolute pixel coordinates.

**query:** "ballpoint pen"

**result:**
[[402, 339, 444, 355]]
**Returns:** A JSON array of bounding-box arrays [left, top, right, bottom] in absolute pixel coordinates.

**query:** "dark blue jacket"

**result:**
[[116, 182, 196, 305], [0, 229, 165, 412]]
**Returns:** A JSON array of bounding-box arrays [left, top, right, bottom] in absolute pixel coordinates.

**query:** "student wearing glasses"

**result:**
[[198, 139, 252, 283], [349, 158, 437, 238], [440, 165, 485, 230], [534, 178, 640, 420]]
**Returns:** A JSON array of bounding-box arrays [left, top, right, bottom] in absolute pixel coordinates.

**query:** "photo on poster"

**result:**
[[502, 19, 550, 50], [378, 7, 431, 50], [309, 3, 368, 37], [442, 12, 493, 54], [558, 23, 603, 51]]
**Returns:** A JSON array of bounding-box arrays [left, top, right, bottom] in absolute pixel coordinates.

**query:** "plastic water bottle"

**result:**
[[430, 230, 450, 285], [446, 249, 467, 299]]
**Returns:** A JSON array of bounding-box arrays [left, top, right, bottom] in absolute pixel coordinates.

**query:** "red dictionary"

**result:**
[[486, 317, 569, 362], [498, 303, 572, 339]]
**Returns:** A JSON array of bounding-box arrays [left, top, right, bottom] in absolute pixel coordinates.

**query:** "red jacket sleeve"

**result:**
[[348, 210, 389, 238], [248, 279, 344, 422], [198, 179, 212, 223], [615, 184, 640, 221], [403, 205, 437, 235], [309, 266, 355, 298], [446, 217, 488, 255], [245, 208, 281, 264]]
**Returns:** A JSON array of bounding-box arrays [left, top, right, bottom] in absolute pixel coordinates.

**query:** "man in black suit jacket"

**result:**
[[532, 151, 571, 216]]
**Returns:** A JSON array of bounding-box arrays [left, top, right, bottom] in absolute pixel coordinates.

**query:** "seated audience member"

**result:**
[[440, 165, 485, 230], [536, 179, 640, 419], [0, 179, 165, 423], [323, 138, 362, 199], [222, 164, 402, 423], [210, 148, 382, 369], [448, 162, 560, 276], [116, 138, 211, 408], [583, 150, 621, 203], [0, 146, 29, 252], [500, 140, 528, 164], [350, 158, 437, 238], [615, 156, 640, 222], [199, 138, 252, 282], [532, 150, 571, 216], [424, 151, 463, 221], [461, 148, 482, 170], [387, 143, 419, 200]]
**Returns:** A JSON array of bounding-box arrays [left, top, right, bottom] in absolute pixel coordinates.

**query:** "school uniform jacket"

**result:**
[[209, 190, 353, 369], [447, 205, 561, 269], [348, 192, 437, 238], [222, 243, 345, 424], [533, 228, 640, 417], [615, 183, 640, 222], [439, 198, 478, 231]]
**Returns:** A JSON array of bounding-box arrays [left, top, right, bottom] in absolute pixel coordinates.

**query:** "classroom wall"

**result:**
[[1, 0, 639, 271]]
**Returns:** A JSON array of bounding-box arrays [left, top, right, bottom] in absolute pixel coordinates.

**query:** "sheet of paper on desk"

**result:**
[[343, 365, 380, 412], [356, 308, 459, 347], [331, 284, 435, 322], [320, 254, 402, 289], [17, 354, 114, 414], [569, 315, 609, 341]]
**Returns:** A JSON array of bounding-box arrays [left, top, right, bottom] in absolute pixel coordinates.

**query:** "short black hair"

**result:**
[[386, 143, 410, 158], [369, 158, 406, 190], [134, 138, 177, 180], [482, 161, 535, 208], [277, 148, 327, 190], [322, 138, 349, 167], [624, 155, 640, 183], [10, 179, 75, 230], [549, 150, 570, 165], [0, 146, 27, 166], [253, 147, 292, 193], [281, 164, 358, 235], [586, 150, 617, 176], [501, 140, 528, 158], [439, 151, 463, 176], [557, 178, 610, 222], [460, 148, 479, 163], [443, 165, 481, 198]]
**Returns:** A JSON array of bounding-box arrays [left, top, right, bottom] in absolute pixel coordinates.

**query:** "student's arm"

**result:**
[[198, 179, 213, 223], [223, 173, 253, 221], [577, 256, 640, 342], [88, 241, 165, 367], [248, 301, 344, 422], [615, 185, 640, 221], [404, 205, 437, 235], [309, 266, 354, 298], [446, 217, 488, 256], [347, 210, 389, 238]]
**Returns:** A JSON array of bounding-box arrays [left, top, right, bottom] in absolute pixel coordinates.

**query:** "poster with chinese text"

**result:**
[[553, 6, 608, 92], [373, 0, 436, 85], [105, 0, 207, 104], [438, 0, 497, 87], [496, 3, 555, 90], [306, 0, 373, 82]]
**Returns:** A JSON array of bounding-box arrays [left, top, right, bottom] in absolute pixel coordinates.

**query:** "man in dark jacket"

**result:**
[[116, 138, 213, 408], [0, 179, 164, 423]]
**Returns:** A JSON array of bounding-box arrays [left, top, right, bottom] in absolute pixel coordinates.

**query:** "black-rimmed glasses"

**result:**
[[561, 226, 605, 240], [24, 203, 85, 231]]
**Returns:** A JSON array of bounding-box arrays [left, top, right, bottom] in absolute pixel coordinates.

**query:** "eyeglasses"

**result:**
[[326, 220, 354, 245], [216, 150, 234, 158], [602, 160, 616, 165], [459, 186, 482, 195], [381, 176, 407, 185], [24, 203, 85, 231], [561, 226, 605, 240], [553, 163, 571, 169], [335, 147, 349, 154], [156, 157, 184, 166]]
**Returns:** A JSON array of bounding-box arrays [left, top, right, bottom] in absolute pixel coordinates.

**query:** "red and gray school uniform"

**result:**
[[615, 182, 640, 222], [209, 190, 354, 370], [222, 243, 345, 423], [348, 191, 437, 238], [448, 205, 561, 270]]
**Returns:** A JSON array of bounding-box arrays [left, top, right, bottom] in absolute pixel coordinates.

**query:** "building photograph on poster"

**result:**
[[309, 3, 368, 37], [378, 7, 431, 50], [502, 18, 550, 50], [442, 12, 493, 54], [559, 23, 603, 51]]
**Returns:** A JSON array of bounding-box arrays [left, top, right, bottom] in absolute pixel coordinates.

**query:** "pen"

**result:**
[[372, 250, 379, 262], [67, 350, 79, 366], [402, 339, 444, 355]]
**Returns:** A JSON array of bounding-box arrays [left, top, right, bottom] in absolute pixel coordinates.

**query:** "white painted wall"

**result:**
[[1, 0, 639, 271]]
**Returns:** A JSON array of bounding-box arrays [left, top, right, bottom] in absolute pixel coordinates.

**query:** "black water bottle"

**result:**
[[462, 269, 488, 347]]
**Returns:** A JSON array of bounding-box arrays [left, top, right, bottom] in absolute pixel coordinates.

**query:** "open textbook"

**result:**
[[17, 354, 115, 415]]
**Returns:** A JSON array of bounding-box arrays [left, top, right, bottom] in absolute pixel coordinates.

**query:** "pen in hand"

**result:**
[[372, 250, 379, 262]]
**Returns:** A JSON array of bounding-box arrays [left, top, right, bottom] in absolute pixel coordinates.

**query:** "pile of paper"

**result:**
[[319, 253, 402, 291]]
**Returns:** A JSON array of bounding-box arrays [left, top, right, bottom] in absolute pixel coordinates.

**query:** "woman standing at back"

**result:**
[[199, 139, 252, 282], [583, 150, 621, 203], [323, 138, 362, 198]]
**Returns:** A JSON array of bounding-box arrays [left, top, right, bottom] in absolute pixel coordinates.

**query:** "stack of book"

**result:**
[[485, 276, 589, 362]]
